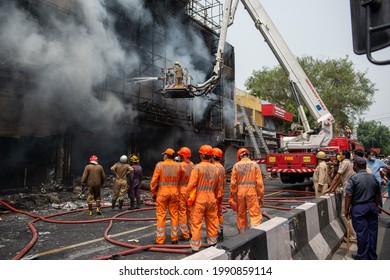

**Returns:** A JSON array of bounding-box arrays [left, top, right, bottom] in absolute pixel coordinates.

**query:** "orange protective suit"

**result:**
[[213, 161, 226, 232], [230, 157, 264, 233], [150, 159, 182, 244], [178, 160, 194, 239], [186, 160, 222, 252]]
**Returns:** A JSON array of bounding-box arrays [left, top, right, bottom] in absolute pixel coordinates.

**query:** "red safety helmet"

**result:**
[[89, 155, 98, 162], [237, 148, 249, 161], [199, 145, 213, 156], [212, 147, 223, 158], [178, 147, 191, 158]]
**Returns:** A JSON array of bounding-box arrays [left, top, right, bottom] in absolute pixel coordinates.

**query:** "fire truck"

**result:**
[[267, 136, 365, 184]]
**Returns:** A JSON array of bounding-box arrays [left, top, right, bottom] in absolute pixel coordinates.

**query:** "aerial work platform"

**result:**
[[156, 63, 195, 98], [157, 84, 195, 98]]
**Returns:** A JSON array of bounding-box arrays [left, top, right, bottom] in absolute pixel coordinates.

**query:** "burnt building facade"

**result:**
[[0, 0, 236, 192]]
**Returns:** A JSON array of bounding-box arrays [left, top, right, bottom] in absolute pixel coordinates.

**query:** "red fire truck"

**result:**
[[266, 137, 365, 184]]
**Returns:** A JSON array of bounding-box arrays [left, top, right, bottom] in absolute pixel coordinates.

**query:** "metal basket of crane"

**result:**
[[157, 61, 195, 98]]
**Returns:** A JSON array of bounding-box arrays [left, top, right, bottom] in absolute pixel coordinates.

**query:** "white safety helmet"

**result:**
[[120, 155, 128, 163]]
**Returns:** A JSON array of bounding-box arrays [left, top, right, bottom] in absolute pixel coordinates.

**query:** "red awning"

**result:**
[[262, 104, 293, 122]]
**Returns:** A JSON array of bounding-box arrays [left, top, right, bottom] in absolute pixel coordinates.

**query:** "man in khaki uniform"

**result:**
[[168, 61, 183, 86], [111, 155, 134, 211], [313, 151, 330, 198], [81, 155, 106, 216], [326, 150, 357, 242]]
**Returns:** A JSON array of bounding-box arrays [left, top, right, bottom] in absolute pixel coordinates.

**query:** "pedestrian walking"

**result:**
[[150, 148, 182, 244], [345, 157, 381, 260], [177, 147, 194, 241], [81, 155, 106, 216], [211, 147, 226, 242], [186, 145, 222, 252], [366, 150, 387, 186], [229, 148, 264, 234], [110, 155, 134, 211], [128, 155, 143, 210]]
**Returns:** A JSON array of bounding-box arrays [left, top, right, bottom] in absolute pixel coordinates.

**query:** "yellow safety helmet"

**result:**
[[130, 155, 139, 163], [316, 151, 327, 160], [174, 61, 180, 65]]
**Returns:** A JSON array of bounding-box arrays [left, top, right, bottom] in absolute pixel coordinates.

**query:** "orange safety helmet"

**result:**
[[237, 148, 250, 161], [162, 148, 175, 156], [178, 147, 191, 158], [212, 147, 223, 158], [199, 144, 213, 156], [89, 155, 98, 162]]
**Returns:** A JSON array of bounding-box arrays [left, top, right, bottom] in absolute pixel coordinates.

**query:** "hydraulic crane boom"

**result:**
[[190, 0, 335, 149], [188, 0, 235, 95]]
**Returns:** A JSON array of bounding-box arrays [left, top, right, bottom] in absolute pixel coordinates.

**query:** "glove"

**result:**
[[187, 188, 197, 207], [258, 197, 264, 207], [152, 193, 157, 201]]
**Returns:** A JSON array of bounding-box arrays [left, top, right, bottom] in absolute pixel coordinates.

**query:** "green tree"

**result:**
[[357, 120, 390, 155], [245, 56, 376, 130]]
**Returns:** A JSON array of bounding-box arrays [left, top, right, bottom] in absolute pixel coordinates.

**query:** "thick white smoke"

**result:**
[[0, 0, 215, 137]]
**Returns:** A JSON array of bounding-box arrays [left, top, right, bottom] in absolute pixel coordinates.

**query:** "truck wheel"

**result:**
[[280, 173, 295, 184]]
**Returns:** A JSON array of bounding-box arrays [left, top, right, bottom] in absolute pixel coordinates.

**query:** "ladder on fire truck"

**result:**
[[239, 104, 268, 173], [251, 116, 270, 155]]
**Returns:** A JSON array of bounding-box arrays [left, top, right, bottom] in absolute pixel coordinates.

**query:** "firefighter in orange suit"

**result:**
[[150, 148, 183, 244], [230, 148, 264, 233], [186, 145, 222, 252], [211, 147, 226, 242], [81, 155, 106, 216], [177, 147, 194, 241]]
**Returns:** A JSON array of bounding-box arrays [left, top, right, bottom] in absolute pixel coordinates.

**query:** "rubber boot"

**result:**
[[135, 195, 141, 209], [118, 200, 123, 211], [96, 201, 102, 215], [129, 198, 135, 210], [88, 204, 93, 216], [111, 199, 116, 210]]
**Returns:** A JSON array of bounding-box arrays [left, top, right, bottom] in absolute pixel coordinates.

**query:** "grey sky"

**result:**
[[226, 0, 390, 127]]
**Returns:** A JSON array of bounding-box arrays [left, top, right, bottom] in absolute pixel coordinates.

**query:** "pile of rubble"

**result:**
[[0, 174, 276, 214], [0, 177, 152, 214]]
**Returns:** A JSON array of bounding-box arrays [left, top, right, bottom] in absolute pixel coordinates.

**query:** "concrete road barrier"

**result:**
[[183, 193, 345, 260]]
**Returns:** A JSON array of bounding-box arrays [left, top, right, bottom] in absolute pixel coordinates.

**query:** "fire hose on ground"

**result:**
[[0, 198, 274, 260], [3, 188, 386, 260]]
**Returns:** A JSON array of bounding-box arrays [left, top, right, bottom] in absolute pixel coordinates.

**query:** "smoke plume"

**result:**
[[0, 0, 213, 137]]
